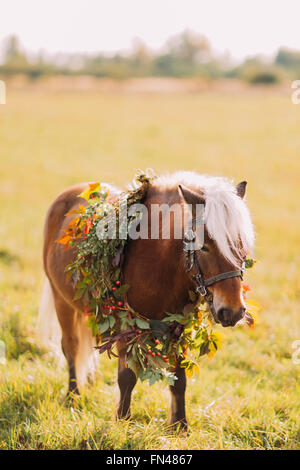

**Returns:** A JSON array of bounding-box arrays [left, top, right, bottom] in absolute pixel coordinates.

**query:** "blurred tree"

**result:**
[[153, 30, 214, 77], [129, 38, 153, 76], [166, 29, 210, 63], [275, 48, 300, 77], [3, 35, 28, 65], [276, 48, 300, 68], [0, 31, 296, 83], [230, 57, 282, 84]]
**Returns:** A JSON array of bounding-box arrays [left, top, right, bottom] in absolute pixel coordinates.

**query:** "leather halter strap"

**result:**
[[184, 215, 244, 298], [204, 270, 244, 287]]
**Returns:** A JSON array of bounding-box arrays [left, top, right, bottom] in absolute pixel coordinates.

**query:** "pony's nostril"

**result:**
[[217, 308, 233, 325], [217, 306, 246, 326]]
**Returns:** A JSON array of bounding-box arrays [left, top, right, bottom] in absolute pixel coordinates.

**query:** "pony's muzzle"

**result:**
[[217, 306, 246, 327]]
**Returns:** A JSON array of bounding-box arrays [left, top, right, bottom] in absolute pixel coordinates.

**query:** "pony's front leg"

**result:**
[[169, 364, 188, 430], [116, 343, 137, 420]]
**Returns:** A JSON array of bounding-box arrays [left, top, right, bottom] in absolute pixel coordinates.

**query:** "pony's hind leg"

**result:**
[[116, 343, 137, 419], [52, 291, 80, 397]]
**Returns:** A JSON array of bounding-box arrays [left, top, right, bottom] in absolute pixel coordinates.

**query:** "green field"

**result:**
[[0, 88, 299, 449]]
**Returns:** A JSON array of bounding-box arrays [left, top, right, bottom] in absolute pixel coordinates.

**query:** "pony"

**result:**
[[39, 171, 254, 429]]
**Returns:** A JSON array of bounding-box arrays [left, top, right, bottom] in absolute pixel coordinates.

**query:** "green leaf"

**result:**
[[73, 288, 85, 301], [162, 314, 185, 323], [136, 318, 150, 329], [115, 284, 130, 298], [118, 311, 129, 318], [83, 289, 90, 305], [77, 280, 88, 289], [149, 319, 169, 333], [108, 316, 116, 328], [181, 359, 192, 369], [113, 268, 121, 281], [164, 372, 177, 386], [199, 340, 210, 357], [98, 318, 110, 334], [120, 318, 131, 330], [245, 257, 256, 269], [127, 357, 139, 376], [149, 369, 163, 386]]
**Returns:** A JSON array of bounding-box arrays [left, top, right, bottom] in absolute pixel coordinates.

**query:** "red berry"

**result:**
[[138, 330, 142, 335], [109, 297, 113, 301], [157, 352, 161, 357], [155, 339, 159, 344], [117, 301, 122, 307], [116, 281, 120, 286], [111, 306, 116, 311], [151, 352, 155, 357], [162, 355, 167, 359], [164, 358, 169, 363], [112, 287, 116, 291]]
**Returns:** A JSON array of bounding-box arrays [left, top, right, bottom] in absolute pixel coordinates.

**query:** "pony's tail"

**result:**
[[37, 277, 63, 363], [75, 315, 99, 387], [37, 277, 98, 386]]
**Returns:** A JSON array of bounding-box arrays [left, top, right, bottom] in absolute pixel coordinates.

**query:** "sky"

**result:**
[[1, 0, 300, 62]]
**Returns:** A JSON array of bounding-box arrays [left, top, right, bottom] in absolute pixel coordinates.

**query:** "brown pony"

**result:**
[[39, 171, 254, 429]]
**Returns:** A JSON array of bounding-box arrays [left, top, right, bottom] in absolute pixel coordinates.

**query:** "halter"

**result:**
[[183, 215, 244, 300]]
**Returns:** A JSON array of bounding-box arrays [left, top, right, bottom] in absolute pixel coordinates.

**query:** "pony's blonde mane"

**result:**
[[155, 171, 255, 267]]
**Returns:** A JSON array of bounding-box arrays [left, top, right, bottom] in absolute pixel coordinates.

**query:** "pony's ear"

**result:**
[[178, 184, 205, 205], [236, 181, 247, 199]]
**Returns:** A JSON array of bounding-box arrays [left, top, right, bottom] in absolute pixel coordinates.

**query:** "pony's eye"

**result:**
[[201, 245, 209, 252]]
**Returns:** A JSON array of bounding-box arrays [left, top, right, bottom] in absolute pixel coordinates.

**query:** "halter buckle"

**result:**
[[194, 273, 207, 296], [196, 284, 207, 297]]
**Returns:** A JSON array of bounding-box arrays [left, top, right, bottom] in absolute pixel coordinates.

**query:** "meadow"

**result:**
[[0, 86, 299, 449]]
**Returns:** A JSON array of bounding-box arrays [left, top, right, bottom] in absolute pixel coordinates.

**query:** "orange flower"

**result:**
[[57, 234, 71, 245], [242, 283, 251, 293]]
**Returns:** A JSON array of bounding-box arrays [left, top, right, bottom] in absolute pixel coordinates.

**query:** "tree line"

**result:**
[[1, 32, 300, 84]]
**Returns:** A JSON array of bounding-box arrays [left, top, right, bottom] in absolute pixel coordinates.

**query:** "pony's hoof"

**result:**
[[116, 409, 131, 421], [64, 390, 81, 407], [169, 419, 188, 434]]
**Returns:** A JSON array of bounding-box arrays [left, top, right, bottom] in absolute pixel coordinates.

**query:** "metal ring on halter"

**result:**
[[183, 228, 196, 253], [196, 284, 207, 297], [184, 229, 195, 241]]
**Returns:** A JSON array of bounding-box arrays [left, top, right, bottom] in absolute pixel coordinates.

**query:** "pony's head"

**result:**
[[177, 173, 254, 327]]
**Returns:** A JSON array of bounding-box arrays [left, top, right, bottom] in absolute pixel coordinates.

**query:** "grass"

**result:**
[[0, 88, 300, 449]]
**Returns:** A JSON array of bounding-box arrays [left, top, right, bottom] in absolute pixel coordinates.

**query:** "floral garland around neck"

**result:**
[[57, 170, 259, 386]]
